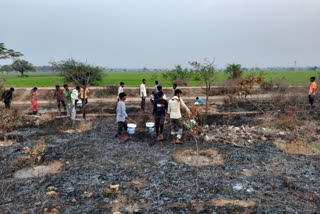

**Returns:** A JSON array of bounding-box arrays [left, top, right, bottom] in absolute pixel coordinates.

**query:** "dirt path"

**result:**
[[5, 94, 274, 106]]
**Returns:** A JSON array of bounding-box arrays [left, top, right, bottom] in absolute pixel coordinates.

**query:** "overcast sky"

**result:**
[[1, 0, 319, 68]]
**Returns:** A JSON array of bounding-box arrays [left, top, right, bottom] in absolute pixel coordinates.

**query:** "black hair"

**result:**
[[33, 87, 38, 90], [174, 89, 182, 95], [142, 78, 146, 82], [196, 97, 199, 100], [158, 91, 164, 98], [76, 86, 80, 90], [155, 81, 158, 84], [56, 85, 60, 88], [119, 92, 127, 99], [120, 82, 124, 85], [157, 85, 162, 91], [173, 83, 177, 87], [63, 84, 68, 87], [311, 77, 316, 81], [10, 87, 14, 91]]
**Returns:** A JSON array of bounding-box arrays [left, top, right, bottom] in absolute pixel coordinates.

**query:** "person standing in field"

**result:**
[[63, 84, 73, 119], [70, 86, 80, 120], [308, 77, 317, 107], [80, 87, 90, 106], [154, 85, 166, 102], [2, 87, 14, 109], [154, 81, 159, 92], [116, 92, 132, 143], [117, 82, 124, 101], [53, 85, 66, 115], [172, 83, 177, 95], [167, 89, 191, 144], [152, 91, 168, 141], [29, 87, 38, 114], [140, 79, 147, 111]]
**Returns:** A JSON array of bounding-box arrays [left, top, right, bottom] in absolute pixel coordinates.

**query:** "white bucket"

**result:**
[[127, 123, 137, 135], [146, 122, 155, 133]]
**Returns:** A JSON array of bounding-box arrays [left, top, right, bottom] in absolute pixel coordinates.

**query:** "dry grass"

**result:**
[[172, 149, 223, 166], [210, 199, 256, 208], [0, 140, 15, 147], [274, 138, 320, 156], [61, 122, 92, 133]]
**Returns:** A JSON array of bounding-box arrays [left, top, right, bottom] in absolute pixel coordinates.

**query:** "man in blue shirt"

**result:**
[[152, 91, 168, 141], [196, 97, 205, 104]]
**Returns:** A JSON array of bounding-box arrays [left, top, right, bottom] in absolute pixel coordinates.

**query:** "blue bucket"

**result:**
[[127, 123, 136, 135], [146, 122, 155, 133]]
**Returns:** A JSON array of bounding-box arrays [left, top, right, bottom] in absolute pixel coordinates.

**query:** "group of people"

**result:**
[[116, 79, 192, 144], [1, 84, 89, 120]]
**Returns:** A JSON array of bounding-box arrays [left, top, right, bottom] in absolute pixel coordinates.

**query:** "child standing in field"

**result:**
[[167, 89, 191, 144], [54, 85, 66, 115], [29, 87, 38, 114], [63, 84, 73, 119], [117, 82, 124, 101], [152, 91, 168, 141], [116, 92, 132, 143], [308, 77, 317, 107]]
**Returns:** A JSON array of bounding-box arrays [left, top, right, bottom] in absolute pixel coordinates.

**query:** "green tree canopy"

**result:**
[[51, 59, 103, 87], [0, 43, 23, 59], [225, 64, 243, 79], [0, 65, 14, 73], [11, 59, 35, 77]]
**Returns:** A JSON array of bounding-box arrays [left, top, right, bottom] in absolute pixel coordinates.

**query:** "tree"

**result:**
[[11, 59, 35, 77], [51, 59, 103, 119], [162, 65, 192, 86], [0, 65, 14, 73], [0, 43, 23, 59], [225, 64, 243, 79], [190, 60, 216, 114]]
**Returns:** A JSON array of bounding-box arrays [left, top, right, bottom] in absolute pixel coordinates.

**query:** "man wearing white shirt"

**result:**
[[117, 82, 124, 101], [154, 81, 159, 92], [70, 86, 80, 120], [140, 79, 147, 110]]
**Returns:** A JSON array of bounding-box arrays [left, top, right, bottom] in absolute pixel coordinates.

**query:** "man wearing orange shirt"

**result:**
[[308, 77, 317, 107]]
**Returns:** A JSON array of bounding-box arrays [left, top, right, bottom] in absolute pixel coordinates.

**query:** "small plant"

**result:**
[[23, 138, 46, 166], [276, 106, 298, 131]]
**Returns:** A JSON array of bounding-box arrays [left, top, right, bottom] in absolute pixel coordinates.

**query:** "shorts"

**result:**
[[117, 121, 128, 135], [81, 98, 88, 104], [57, 100, 66, 108]]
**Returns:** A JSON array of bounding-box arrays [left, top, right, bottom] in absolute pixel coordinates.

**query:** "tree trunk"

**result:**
[[20, 70, 24, 77]]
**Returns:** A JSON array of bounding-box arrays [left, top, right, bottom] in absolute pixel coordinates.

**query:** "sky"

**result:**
[[0, 0, 319, 68]]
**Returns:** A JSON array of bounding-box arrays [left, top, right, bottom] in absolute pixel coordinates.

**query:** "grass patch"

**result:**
[[1, 70, 317, 87]]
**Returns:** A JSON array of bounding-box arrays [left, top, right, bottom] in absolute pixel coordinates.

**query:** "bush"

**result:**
[[162, 65, 192, 86], [260, 81, 274, 92]]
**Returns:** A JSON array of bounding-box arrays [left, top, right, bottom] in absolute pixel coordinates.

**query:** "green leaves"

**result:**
[[0, 43, 23, 60], [51, 59, 103, 87], [11, 59, 35, 77]]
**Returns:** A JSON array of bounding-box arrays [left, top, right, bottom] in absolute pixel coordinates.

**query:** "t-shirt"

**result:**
[[154, 85, 158, 92], [54, 89, 64, 101], [116, 101, 127, 122], [309, 82, 317, 96], [153, 99, 168, 116], [71, 89, 79, 105], [2, 90, 13, 101], [63, 90, 73, 104], [197, 98, 205, 104], [80, 88, 89, 99], [117, 86, 123, 99], [140, 83, 146, 97], [168, 96, 190, 119]]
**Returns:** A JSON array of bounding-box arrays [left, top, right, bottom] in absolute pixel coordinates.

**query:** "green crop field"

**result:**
[[0, 70, 318, 87]]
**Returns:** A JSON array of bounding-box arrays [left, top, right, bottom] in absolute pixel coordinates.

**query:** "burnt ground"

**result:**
[[0, 109, 320, 214]]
